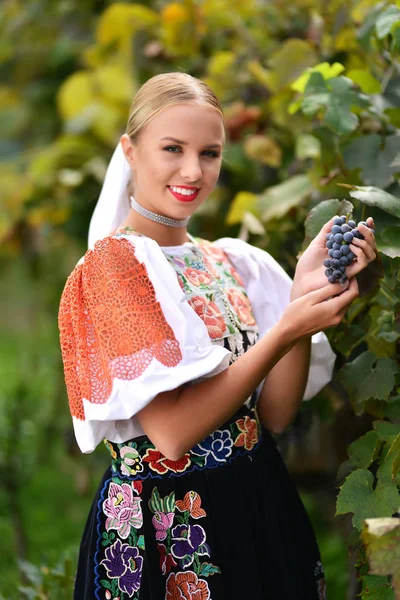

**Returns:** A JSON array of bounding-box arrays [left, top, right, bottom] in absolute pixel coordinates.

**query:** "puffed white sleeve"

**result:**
[[58, 235, 231, 453], [213, 237, 336, 400]]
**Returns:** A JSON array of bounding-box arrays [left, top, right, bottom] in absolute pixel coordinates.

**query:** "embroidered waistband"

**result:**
[[104, 408, 262, 481]]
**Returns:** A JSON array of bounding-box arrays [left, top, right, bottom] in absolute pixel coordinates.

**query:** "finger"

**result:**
[[330, 277, 359, 311], [366, 217, 375, 230], [308, 280, 349, 304], [358, 223, 377, 251], [350, 237, 376, 262]]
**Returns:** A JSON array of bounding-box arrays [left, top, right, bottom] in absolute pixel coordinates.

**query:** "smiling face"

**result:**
[[121, 103, 225, 221]]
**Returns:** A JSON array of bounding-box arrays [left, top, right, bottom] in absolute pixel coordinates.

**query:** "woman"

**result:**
[[58, 72, 376, 600]]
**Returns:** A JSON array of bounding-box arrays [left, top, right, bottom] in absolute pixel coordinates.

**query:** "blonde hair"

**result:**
[[126, 72, 224, 142]]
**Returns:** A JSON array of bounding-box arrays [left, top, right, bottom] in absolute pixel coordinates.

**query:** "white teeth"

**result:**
[[170, 186, 197, 196]]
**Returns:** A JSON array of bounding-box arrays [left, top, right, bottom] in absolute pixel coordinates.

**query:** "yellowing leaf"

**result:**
[[247, 60, 273, 90], [162, 2, 188, 24], [96, 3, 159, 45], [347, 69, 381, 94], [267, 40, 318, 92], [57, 71, 94, 121], [259, 175, 313, 221], [208, 51, 236, 78], [91, 101, 126, 144], [291, 62, 345, 93], [93, 64, 135, 105], [244, 135, 282, 167], [226, 191, 258, 225]]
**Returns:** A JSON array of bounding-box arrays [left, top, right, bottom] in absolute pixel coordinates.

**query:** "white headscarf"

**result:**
[[87, 142, 132, 249]]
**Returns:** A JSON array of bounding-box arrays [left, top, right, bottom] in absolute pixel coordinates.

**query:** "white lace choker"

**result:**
[[129, 196, 190, 228]]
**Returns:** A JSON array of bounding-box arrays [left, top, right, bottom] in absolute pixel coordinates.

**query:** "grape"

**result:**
[[343, 231, 354, 243], [324, 215, 375, 284]]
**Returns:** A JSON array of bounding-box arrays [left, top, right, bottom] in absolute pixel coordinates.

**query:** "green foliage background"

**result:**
[[1, 0, 400, 598]]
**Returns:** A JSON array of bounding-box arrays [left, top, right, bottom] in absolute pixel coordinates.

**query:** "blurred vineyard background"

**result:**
[[1, 0, 400, 598]]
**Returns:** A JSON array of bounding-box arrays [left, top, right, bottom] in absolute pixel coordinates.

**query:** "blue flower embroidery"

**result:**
[[192, 429, 233, 468]]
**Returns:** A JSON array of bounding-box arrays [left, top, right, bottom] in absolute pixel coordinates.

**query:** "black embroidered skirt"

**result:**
[[73, 401, 326, 600]]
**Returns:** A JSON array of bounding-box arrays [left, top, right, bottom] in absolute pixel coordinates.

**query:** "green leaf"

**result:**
[[291, 61, 345, 93], [323, 76, 369, 136], [349, 186, 400, 218], [379, 226, 400, 259], [336, 469, 400, 530], [164, 491, 175, 514], [148, 487, 164, 513], [375, 6, 400, 39], [100, 579, 112, 590], [301, 72, 330, 116], [348, 430, 381, 469], [137, 534, 145, 550], [343, 135, 400, 189], [374, 421, 400, 444], [265, 39, 318, 92], [339, 352, 398, 414], [198, 562, 222, 577], [259, 175, 313, 221], [362, 518, 400, 594], [388, 434, 400, 480], [304, 198, 353, 238], [295, 134, 321, 160], [360, 574, 395, 600]]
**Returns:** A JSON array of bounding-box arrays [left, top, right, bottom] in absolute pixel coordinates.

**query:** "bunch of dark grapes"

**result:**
[[324, 216, 374, 284]]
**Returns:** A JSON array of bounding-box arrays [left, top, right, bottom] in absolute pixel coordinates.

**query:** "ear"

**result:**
[[120, 133, 136, 168]]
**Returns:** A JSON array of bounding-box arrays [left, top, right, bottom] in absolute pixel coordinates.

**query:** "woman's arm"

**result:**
[[256, 336, 311, 434], [136, 280, 358, 460]]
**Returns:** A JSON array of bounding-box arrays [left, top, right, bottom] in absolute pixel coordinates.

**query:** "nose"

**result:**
[[180, 154, 203, 183]]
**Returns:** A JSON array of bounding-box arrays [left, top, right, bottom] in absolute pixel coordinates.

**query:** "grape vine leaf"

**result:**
[[348, 186, 400, 218], [348, 430, 382, 469], [343, 134, 400, 189], [361, 574, 395, 600], [362, 518, 400, 597], [379, 226, 400, 259], [339, 352, 398, 415], [304, 198, 353, 239], [374, 422, 400, 444], [336, 469, 400, 530]]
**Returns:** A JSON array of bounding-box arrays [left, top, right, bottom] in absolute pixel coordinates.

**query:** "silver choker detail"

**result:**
[[129, 196, 190, 228]]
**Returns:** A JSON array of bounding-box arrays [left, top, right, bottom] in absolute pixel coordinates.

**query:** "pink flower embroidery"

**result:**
[[152, 511, 175, 541], [184, 267, 213, 287], [198, 241, 227, 263], [188, 296, 227, 339], [102, 482, 143, 539], [225, 288, 256, 326]]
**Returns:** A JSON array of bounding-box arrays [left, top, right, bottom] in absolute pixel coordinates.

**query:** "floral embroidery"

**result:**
[[58, 236, 182, 420], [149, 487, 221, 596], [225, 287, 256, 326], [229, 265, 245, 286], [188, 296, 227, 339], [171, 523, 210, 566], [100, 538, 143, 597], [158, 542, 178, 575], [152, 511, 175, 541], [192, 430, 233, 468], [120, 446, 144, 477], [103, 482, 143, 539], [176, 491, 206, 519], [142, 448, 192, 475], [166, 571, 211, 600], [234, 415, 259, 450], [184, 267, 213, 287], [198, 240, 227, 263]]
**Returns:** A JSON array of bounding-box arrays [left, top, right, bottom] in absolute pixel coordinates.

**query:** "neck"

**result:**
[[119, 210, 190, 246]]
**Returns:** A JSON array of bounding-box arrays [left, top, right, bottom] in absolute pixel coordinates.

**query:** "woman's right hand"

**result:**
[[280, 277, 359, 342]]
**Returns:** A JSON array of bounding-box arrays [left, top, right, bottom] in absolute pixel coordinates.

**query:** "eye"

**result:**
[[202, 150, 220, 158], [163, 145, 181, 153]]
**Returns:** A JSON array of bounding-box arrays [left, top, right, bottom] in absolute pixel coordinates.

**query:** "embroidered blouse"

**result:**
[[58, 231, 336, 453]]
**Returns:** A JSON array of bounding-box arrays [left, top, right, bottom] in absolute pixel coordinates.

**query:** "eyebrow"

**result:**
[[161, 136, 222, 149]]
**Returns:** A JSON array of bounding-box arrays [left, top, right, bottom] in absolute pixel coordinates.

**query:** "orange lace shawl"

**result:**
[[58, 236, 182, 421]]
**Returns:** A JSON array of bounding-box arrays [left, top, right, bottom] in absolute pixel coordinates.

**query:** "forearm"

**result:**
[[257, 336, 312, 434], [136, 321, 296, 459]]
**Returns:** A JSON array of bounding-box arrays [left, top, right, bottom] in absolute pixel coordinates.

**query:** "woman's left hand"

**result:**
[[291, 216, 377, 301]]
